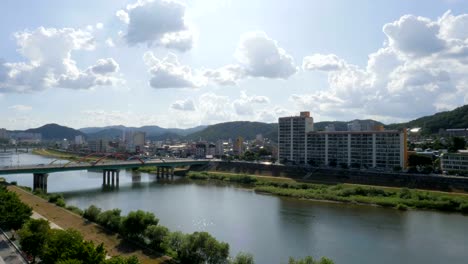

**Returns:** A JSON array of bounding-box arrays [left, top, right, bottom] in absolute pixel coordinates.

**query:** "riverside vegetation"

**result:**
[[186, 171, 468, 213], [14, 184, 333, 264]]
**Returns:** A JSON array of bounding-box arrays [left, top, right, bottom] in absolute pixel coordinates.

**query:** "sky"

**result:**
[[1, 0, 468, 130]]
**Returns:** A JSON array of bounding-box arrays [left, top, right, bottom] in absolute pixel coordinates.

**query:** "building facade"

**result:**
[[278, 111, 314, 164], [441, 152, 468, 172], [278, 111, 407, 169]]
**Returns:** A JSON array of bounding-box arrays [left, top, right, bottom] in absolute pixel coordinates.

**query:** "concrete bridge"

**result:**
[[0, 159, 210, 192]]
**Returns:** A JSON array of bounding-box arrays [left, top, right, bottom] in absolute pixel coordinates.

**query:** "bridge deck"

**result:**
[[0, 159, 209, 175]]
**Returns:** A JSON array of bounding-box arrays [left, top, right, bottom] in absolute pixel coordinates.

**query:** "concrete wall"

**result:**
[[199, 162, 468, 192]]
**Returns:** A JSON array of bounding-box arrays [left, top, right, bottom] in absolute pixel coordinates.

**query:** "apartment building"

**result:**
[[441, 151, 468, 172], [306, 131, 406, 169], [278, 111, 314, 164], [278, 112, 407, 169]]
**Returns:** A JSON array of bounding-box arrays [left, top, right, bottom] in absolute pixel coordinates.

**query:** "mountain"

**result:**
[[314, 119, 384, 131], [186, 121, 278, 142], [79, 125, 207, 138], [386, 104, 468, 133], [24, 124, 86, 140]]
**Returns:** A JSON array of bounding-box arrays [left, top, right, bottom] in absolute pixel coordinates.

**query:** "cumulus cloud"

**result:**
[[235, 31, 296, 79], [117, 0, 193, 51], [302, 54, 346, 71], [90, 58, 120, 75], [202, 31, 297, 85], [170, 99, 195, 111], [298, 11, 468, 121], [0, 27, 122, 93], [143, 51, 198, 88], [233, 91, 270, 115]]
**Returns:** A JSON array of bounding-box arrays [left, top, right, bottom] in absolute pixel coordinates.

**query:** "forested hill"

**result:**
[[386, 105, 468, 133], [185, 121, 278, 142]]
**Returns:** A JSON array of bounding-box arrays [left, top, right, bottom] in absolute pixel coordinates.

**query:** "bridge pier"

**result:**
[[102, 169, 119, 188], [33, 173, 48, 192]]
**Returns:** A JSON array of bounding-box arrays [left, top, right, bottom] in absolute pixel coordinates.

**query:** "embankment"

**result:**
[[195, 162, 468, 193]]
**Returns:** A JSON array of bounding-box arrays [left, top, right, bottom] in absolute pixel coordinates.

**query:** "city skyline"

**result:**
[[2, 0, 468, 130]]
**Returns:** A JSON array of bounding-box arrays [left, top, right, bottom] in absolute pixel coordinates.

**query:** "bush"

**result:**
[[83, 205, 102, 222], [48, 194, 64, 203], [395, 203, 408, 211], [459, 203, 468, 213], [145, 225, 169, 251], [231, 252, 255, 264], [97, 209, 122, 232], [66, 206, 84, 216], [54, 198, 66, 207], [10, 181, 17, 185]]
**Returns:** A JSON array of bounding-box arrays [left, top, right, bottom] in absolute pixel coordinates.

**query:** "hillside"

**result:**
[[386, 105, 468, 133], [24, 124, 86, 140], [186, 121, 278, 141], [80, 125, 207, 138]]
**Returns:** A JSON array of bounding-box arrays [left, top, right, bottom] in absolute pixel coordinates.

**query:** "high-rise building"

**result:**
[[74, 135, 85, 145], [234, 137, 244, 156], [278, 111, 314, 164], [0, 128, 8, 139], [306, 130, 407, 169]]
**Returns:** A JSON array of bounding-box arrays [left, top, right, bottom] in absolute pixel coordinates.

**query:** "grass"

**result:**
[[7, 185, 167, 264], [187, 171, 468, 214]]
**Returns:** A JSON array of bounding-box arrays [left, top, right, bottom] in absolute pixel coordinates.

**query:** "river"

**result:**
[[1, 152, 467, 264]]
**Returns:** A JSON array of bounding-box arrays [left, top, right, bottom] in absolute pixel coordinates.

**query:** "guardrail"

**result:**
[[0, 227, 30, 263]]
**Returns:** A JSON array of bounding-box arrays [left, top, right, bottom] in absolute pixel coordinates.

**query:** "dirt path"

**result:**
[[7, 186, 168, 264]]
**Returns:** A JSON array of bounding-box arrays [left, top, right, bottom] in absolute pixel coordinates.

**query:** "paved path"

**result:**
[[32, 211, 63, 230], [0, 231, 28, 264]]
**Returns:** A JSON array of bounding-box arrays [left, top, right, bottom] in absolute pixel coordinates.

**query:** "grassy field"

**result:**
[[187, 171, 468, 213], [7, 185, 168, 264]]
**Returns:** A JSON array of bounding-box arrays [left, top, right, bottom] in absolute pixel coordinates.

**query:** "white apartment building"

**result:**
[[441, 151, 468, 172], [306, 131, 407, 169], [278, 112, 407, 169], [278, 112, 314, 164]]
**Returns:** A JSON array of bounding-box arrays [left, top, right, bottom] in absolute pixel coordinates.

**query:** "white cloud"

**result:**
[[143, 51, 198, 88], [117, 0, 193, 51], [105, 38, 115, 47], [232, 91, 270, 115], [299, 11, 468, 121], [8, 104, 32, 111], [170, 99, 195, 111], [90, 58, 120, 75], [202, 64, 245, 85], [235, 31, 297, 79], [302, 54, 346, 71], [96, 23, 104, 30], [0, 27, 122, 93]]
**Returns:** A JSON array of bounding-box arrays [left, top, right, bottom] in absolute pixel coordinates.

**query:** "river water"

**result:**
[[1, 152, 467, 264]]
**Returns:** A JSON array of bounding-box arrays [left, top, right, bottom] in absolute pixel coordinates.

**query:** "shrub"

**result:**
[[48, 194, 64, 203], [66, 205, 83, 216], [83, 205, 102, 222], [10, 181, 17, 185], [97, 209, 122, 232], [54, 198, 66, 207], [395, 203, 408, 211]]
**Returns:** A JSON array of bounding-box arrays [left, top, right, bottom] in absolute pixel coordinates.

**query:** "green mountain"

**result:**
[[386, 105, 468, 133], [24, 124, 86, 140], [186, 121, 278, 142]]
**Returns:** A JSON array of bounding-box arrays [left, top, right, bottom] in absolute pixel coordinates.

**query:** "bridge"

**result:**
[[0, 159, 210, 192]]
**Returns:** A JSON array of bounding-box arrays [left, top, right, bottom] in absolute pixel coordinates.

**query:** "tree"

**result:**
[[288, 256, 334, 264], [178, 232, 229, 264], [83, 205, 101, 222], [121, 210, 158, 240], [0, 187, 32, 231], [105, 256, 140, 264], [449, 137, 466, 152], [144, 225, 169, 251], [408, 154, 433, 167], [97, 209, 122, 232], [230, 252, 254, 264], [163, 231, 186, 258], [40, 229, 106, 264], [18, 218, 51, 263]]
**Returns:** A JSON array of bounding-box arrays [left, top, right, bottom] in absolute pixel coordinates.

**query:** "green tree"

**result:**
[[163, 231, 186, 258], [18, 218, 51, 263], [97, 209, 122, 232], [230, 252, 254, 264], [288, 256, 334, 264], [83, 205, 101, 222], [105, 256, 140, 264], [41, 229, 106, 264], [178, 232, 229, 264], [144, 225, 169, 251], [408, 154, 433, 167], [449, 137, 466, 152], [0, 187, 32, 231], [121, 210, 158, 240]]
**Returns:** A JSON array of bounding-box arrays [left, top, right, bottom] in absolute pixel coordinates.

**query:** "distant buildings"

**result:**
[[124, 131, 146, 153], [233, 136, 244, 156], [88, 139, 109, 153], [278, 112, 407, 170], [0, 128, 8, 139], [441, 151, 468, 173]]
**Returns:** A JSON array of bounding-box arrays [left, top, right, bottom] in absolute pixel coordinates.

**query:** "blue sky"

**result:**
[[1, 0, 468, 129]]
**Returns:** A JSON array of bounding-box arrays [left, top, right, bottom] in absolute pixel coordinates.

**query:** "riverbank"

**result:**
[[187, 171, 468, 214], [7, 185, 167, 264]]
